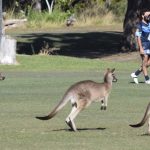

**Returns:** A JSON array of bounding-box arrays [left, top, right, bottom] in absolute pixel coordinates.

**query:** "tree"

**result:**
[[0, 0, 17, 65], [0, 0, 2, 42], [123, 0, 150, 51], [45, 0, 52, 13], [105, 0, 111, 8]]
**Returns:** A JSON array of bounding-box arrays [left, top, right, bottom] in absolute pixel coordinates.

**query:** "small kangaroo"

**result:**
[[36, 68, 117, 131], [130, 102, 150, 134], [0, 73, 5, 80]]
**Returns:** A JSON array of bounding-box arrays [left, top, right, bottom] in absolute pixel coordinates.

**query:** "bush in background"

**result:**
[[110, 0, 127, 21], [5, 0, 127, 29]]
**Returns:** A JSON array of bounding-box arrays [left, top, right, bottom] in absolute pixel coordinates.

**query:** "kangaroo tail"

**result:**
[[36, 94, 70, 120], [129, 102, 150, 128]]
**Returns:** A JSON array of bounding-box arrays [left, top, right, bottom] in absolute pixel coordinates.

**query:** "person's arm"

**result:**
[[135, 27, 144, 55], [136, 36, 144, 54]]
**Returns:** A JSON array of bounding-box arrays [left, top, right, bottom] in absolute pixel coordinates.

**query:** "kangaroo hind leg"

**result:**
[[65, 105, 81, 131], [65, 98, 90, 131]]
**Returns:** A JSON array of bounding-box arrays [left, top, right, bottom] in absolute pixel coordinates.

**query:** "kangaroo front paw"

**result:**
[[100, 106, 107, 110]]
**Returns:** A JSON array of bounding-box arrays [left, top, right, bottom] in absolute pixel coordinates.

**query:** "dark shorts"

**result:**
[[142, 42, 150, 55]]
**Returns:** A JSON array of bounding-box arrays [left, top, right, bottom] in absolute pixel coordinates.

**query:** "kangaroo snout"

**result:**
[[113, 78, 117, 82], [112, 76, 117, 82]]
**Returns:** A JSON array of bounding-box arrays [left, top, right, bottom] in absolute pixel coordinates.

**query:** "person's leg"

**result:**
[[131, 65, 142, 84], [134, 67, 142, 76], [131, 71, 140, 84], [142, 54, 150, 84], [131, 54, 145, 84], [146, 55, 150, 67]]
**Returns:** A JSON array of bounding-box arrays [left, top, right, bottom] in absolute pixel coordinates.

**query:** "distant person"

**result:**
[[131, 9, 150, 84]]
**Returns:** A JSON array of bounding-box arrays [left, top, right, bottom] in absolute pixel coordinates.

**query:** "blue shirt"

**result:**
[[135, 21, 150, 43]]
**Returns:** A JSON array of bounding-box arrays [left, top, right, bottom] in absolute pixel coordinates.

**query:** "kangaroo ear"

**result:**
[[111, 68, 115, 73], [107, 68, 110, 72]]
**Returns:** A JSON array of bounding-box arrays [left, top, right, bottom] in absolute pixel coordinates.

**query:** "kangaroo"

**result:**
[[36, 68, 117, 131], [0, 73, 5, 80], [130, 102, 150, 134]]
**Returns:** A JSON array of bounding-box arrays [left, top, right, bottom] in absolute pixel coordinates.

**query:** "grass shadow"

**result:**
[[52, 127, 106, 132], [140, 133, 150, 136], [15, 31, 123, 59], [129, 81, 145, 84]]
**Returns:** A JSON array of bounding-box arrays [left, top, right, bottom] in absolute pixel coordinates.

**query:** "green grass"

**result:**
[[0, 55, 137, 72], [0, 55, 150, 150]]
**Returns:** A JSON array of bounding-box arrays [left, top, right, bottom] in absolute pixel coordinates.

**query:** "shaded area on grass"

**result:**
[[52, 127, 106, 132], [16, 31, 123, 59]]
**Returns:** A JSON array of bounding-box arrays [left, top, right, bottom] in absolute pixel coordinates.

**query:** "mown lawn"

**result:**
[[0, 55, 150, 150]]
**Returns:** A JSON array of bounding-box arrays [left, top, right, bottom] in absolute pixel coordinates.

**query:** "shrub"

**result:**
[[110, 0, 127, 21], [26, 9, 70, 28]]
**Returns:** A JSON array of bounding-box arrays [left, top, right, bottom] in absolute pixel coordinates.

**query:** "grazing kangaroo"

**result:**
[[130, 102, 150, 134], [0, 73, 5, 80], [36, 68, 117, 131]]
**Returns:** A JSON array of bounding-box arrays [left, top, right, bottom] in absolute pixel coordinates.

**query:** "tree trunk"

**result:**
[[45, 0, 54, 14], [50, 0, 55, 14], [32, 0, 42, 12], [105, 0, 111, 8], [0, 0, 17, 65], [0, 0, 2, 42], [123, 0, 150, 51], [0, 36, 17, 65]]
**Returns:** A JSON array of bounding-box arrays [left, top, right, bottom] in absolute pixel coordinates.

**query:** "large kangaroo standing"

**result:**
[[36, 68, 117, 131]]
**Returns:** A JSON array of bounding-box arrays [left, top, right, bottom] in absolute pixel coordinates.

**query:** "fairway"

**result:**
[[0, 55, 150, 150]]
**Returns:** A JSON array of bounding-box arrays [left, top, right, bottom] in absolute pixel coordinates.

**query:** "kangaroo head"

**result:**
[[104, 68, 117, 83], [0, 73, 5, 80], [100, 68, 117, 110]]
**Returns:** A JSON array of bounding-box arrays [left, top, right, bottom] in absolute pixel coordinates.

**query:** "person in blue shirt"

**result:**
[[131, 9, 150, 84]]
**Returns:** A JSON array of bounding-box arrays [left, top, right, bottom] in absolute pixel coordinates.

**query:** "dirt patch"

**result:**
[[100, 51, 140, 62]]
